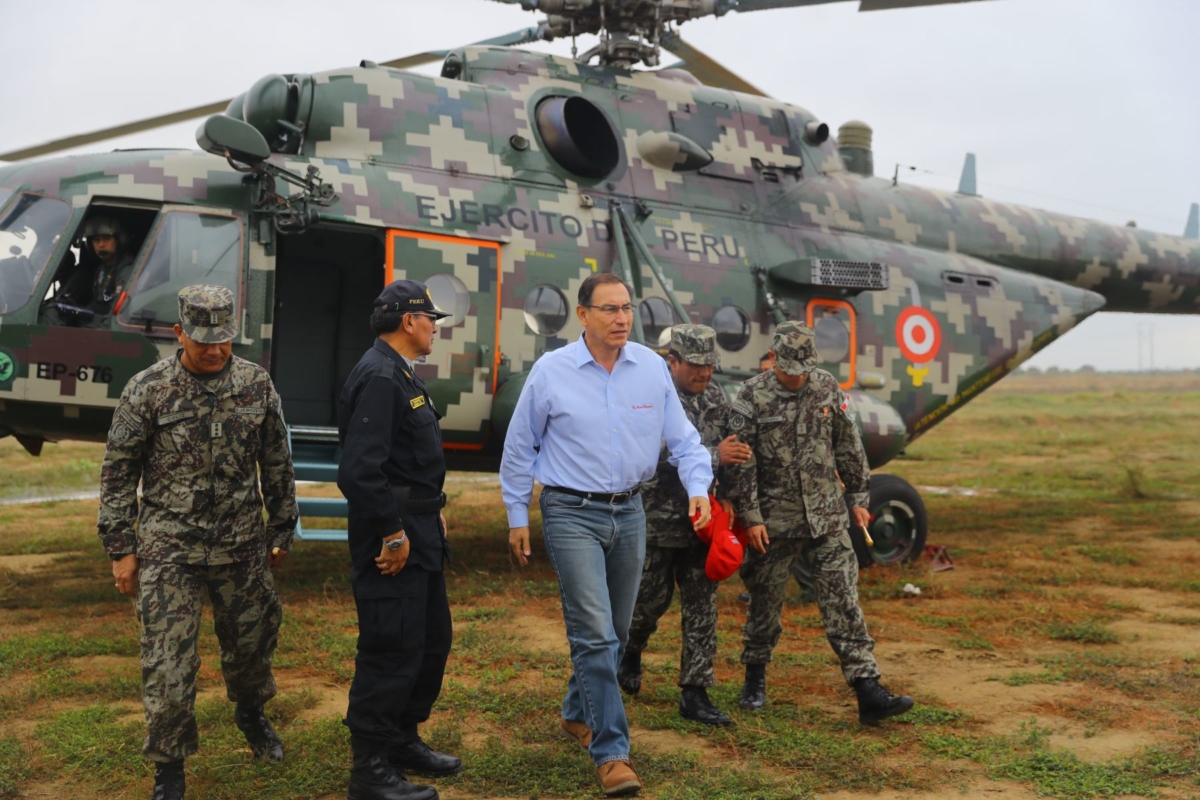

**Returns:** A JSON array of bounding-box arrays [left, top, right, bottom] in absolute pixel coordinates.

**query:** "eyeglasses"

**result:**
[[408, 312, 439, 321], [584, 303, 635, 317]]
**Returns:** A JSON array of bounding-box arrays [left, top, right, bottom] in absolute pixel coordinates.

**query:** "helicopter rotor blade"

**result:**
[[0, 100, 233, 162], [659, 32, 768, 97], [729, 0, 992, 11], [0, 26, 548, 163]]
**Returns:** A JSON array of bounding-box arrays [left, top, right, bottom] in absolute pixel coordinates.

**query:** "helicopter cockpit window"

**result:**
[[0, 194, 71, 315], [426, 273, 469, 328], [711, 305, 750, 352], [639, 297, 677, 348], [523, 284, 569, 336], [118, 211, 242, 333]]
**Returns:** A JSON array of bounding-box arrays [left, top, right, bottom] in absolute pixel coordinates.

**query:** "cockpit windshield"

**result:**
[[0, 193, 72, 315]]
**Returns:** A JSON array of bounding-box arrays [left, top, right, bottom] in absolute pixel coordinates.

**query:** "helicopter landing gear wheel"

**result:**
[[849, 474, 928, 569]]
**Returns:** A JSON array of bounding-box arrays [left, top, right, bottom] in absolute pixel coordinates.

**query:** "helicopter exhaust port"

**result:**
[[535, 96, 621, 179]]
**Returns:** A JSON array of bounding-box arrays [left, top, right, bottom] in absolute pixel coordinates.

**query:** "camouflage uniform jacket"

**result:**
[[726, 369, 869, 538], [97, 352, 298, 564], [641, 381, 727, 547]]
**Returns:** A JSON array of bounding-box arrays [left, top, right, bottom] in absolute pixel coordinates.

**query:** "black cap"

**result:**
[[374, 279, 451, 319]]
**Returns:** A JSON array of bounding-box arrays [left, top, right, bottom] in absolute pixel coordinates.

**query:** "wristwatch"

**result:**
[[384, 533, 408, 551]]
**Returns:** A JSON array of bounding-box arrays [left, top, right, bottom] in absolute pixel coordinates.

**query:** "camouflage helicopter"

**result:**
[[0, 0, 1197, 566]]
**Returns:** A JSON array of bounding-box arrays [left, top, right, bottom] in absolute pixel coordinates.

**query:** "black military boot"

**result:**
[[617, 650, 642, 696], [389, 736, 462, 777], [348, 737, 439, 800], [737, 663, 767, 710], [235, 704, 285, 762], [150, 759, 185, 800], [854, 677, 914, 725], [679, 686, 731, 726]]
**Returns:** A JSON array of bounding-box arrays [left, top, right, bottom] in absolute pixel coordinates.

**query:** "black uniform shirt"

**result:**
[[337, 339, 447, 589]]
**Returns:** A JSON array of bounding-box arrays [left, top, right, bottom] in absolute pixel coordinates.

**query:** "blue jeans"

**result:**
[[539, 489, 646, 766]]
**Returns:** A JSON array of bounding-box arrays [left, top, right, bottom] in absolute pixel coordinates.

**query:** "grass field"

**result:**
[[2, 371, 1200, 799]]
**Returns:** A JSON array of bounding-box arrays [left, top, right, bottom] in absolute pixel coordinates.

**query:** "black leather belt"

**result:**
[[393, 487, 447, 514], [544, 485, 641, 504]]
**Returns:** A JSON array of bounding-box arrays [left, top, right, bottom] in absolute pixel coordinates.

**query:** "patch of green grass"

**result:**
[[0, 631, 137, 676], [916, 614, 968, 629], [949, 634, 995, 651], [454, 607, 507, 622], [1046, 620, 1120, 645], [1077, 545, 1141, 566], [36, 705, 146, 782], [0, 737, 32, 799], [35, 693, 355, 800], [923, 720, 1168, 799]]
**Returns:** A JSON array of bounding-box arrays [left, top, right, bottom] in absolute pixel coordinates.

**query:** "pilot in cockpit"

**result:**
[[40, 215, 135, 328]]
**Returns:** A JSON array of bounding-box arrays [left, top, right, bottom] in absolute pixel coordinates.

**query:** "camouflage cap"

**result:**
[[772, 321, 817, 376], [669, 324, 719, 366], [374, 279, 451, 319], [178, 285, 238, 344]]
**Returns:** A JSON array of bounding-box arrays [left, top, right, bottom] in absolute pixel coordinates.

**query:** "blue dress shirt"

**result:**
[[501, 335, 714, 528]]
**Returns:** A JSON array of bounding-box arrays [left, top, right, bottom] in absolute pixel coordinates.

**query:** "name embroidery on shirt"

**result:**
[[156, 411, 194, 426], [235, 407, 265, 415], [759, 416, 785, 424], [410, 396, 426, 410], [632, 404, 654, 410]]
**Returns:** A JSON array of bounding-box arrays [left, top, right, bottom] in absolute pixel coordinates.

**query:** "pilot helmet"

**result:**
[[82, 215, 126, 247]]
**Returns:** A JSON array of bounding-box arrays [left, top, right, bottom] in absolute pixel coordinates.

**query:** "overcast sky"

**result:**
[[1, 0, 1196, 370]]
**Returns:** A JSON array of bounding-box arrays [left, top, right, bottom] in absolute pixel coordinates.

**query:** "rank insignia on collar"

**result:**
[[404, 370, 412, 379]]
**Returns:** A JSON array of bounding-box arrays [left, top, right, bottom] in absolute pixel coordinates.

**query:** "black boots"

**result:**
[[150, 760, 185, 800], [617, 650, 642, 695], [348, 737, 439, 800], [679, 686, 731, 726], [235, 704, 285, 762], [854, 677, 914, 725], [389, 737, 462, 777], [738, 663, 767, 710]]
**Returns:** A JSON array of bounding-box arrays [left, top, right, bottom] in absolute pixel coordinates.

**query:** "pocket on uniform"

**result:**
[[404, 405, 441, 464], [540, 489, 587, 510]]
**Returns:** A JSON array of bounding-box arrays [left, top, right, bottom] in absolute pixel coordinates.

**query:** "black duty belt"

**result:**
[[543, 485, 641, 505], [392, 487, 447, 515]]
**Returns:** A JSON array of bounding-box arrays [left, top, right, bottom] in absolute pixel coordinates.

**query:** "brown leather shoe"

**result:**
[[558, 717, 592, 750], [598, 759, 641, 797]]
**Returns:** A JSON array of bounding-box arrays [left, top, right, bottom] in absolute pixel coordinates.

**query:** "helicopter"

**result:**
[[0, 0, 1196, 565]]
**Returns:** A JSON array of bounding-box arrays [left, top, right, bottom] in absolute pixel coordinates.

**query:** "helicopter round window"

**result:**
[[639, 297, 676, 347], [711, 305, 750, 352], [523, 284, 569, 336], [425, 274, 470, 328], [814, 314, 850, 363]]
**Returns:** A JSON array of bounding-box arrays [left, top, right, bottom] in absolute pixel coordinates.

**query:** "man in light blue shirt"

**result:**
[[502, 273, 713, 798]]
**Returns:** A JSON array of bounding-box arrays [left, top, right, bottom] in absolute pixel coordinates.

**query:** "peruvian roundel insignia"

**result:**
[[895, 306, 942, 364]]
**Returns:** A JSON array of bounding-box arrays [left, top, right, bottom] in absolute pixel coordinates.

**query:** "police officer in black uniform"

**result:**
[[337, 280, 459, 800]]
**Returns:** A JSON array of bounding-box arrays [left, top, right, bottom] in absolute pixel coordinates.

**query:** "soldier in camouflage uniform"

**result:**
[[98, 285, 298, 800], [618, 325, 751, 727], [726, 322, 913, 725]]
